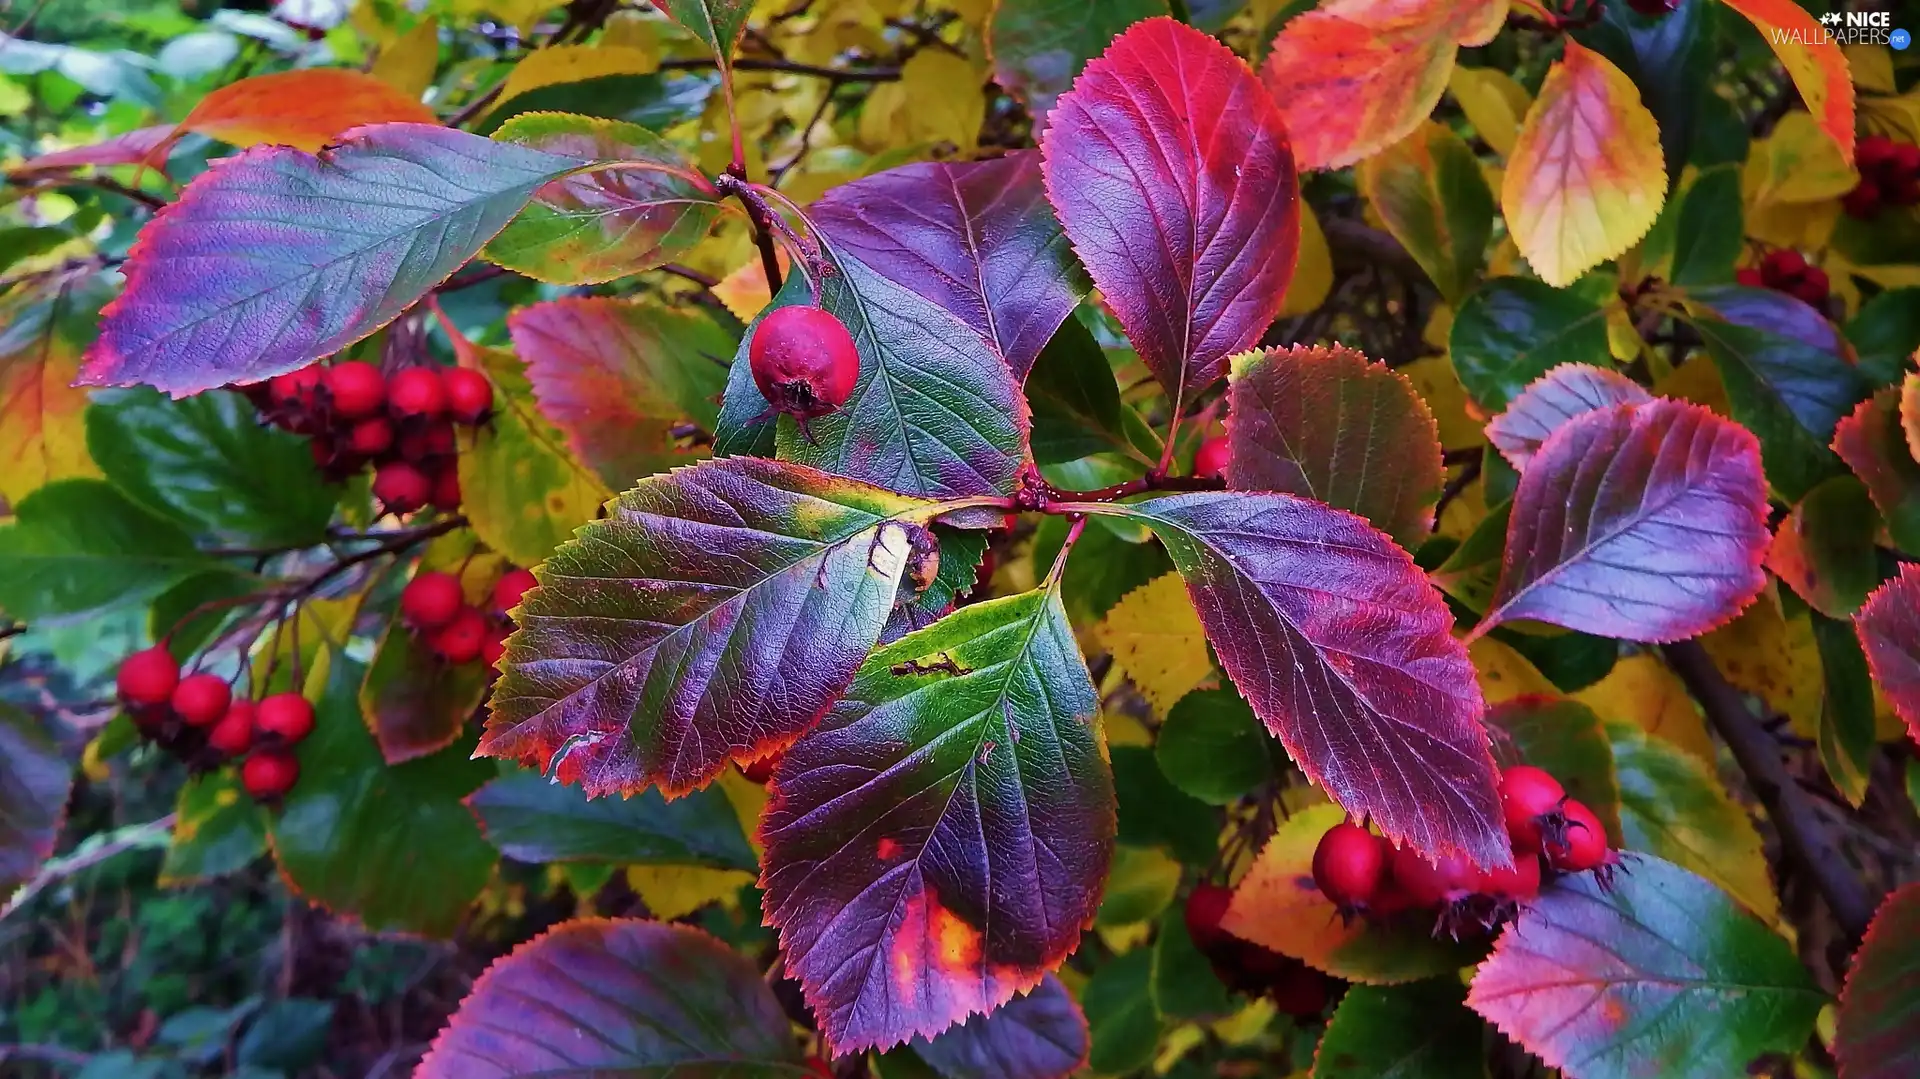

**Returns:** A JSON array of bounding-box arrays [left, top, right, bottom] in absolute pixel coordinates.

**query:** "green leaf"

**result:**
[[989, 0, 1170, 124], [657, 0, 752, 69], [466, 767, 755, 870], [358, 606, 491, 765], [476, 74, 711, 136], [1155, 687, 1272, 805], [0, 479, 213, 621], [1031, 513, 1171, 629], [235, 999, 334, 1071], [1812, 612, 1876, 808], [1084, 947, 1162, 1075], [1314, 981, 1488, 1079], [1450, 277, 1610, 412], [1488, 695, 1623, 844], [160, 771, 267, 885], [1152, 902, 1236, 1021], [1833, 387, 1920, 556], [85, 387, 338, 548], [271, 652, 497, 937], [1575, 0, 1711, 183], [1607, 719, 1779, 924], [1770, 475, 1882, 619], [1468, 854, 1823, 1079], [1431, 497, 1511, 615], [1845, 287, 1920, 387], [454, 341, 611, 569], [1667, 165, 1743, 286], [150, 569, 260, 661], [1358, 122, 1494, 304], [1026, 315, 1155, 466], [1113, 744, 1219, 865], [0, 701, 71, 894], [484, 113, 726, 285], [1097, 844, 1183, 927]]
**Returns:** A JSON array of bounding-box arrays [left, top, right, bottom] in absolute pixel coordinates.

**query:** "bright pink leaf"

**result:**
[[1041, 17, 1299, 402], [1836, 883, 1920, 1079], [10, 125, 176, 175], [1479, 399, 1770, 642], [1485, 363, 1652, 472], [811, 152, 1088, 377], [1077, 492, 1507, 868], [1856, 564, 1920, 747]]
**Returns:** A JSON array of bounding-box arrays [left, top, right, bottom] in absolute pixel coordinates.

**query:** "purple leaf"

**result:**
[[761, 588, 1116, 1053], [911, 975, 1089, 1079], [0, 703, 70, 896], [1226, 344, 1444, 550], [10, 124, 175, 174], [80, 124, 587, 397], [1041, 17, 1299, 402], [1485, 363, 1652, 472], [1856, 564, 1920, 747], [1074, 492, 1507, 867], [481, 457, 943, 797], [1479, 399, 1770, 642], [417, 918, 804, 1078], [1836, 883, 1920, 1079], [811, 151, 1088, 377], [485, 113, 726, 285]]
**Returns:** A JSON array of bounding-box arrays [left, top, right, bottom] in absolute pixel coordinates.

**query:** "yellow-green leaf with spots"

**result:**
[[1098, 572, 1213, 717]]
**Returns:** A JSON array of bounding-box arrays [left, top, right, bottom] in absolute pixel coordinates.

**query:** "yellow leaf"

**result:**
[[1401, 354, 1483, 451], [0, 326, 96, 503], [1845, 45, 1896, 94], [1449, 65, 1530, 157], [1652, 354, 1730, 416], [712, 246, 789, 322], [859, 50, 983, 153], [625, 865, 756, 920], [369, 17, 440, 100], [716, 768, 769, 857], [1861, 89, 1920, 146], [1469, 636, 1556, 704], [1743, 111, 1859, 207], [1277, 200, 1332, 316], [1502, 42, 1666, 288], [600, 9, 678, 53], [1701, 585, 1822, 740], [489, 44, 661, 115], [1098, 573, 1213, 718], [1574, 654, 1713, 762], [1720, 0, 1856, 164]]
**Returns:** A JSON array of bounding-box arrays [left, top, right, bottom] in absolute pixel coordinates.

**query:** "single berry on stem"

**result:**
[[748, 306, 859, 440], [256, 693, 316, 744], [270, 366, 323, 410], [1311, 820, 1385, 914], [373, 461, 433, 514], [208, 701, 255, 756], [442, 367, 494, 425], [1498, 765, 1566, 855], [242, 750, 300, 800], [388, 366, 448, 420], [430, 607, 489, 665], [1476, 851, 1542, 901], [1193, 436, 1231, 480], [117, 646, 180, 706], [1547, 799, 1613, 873], [492, 568, 538, 615], [170, 672, 232, 727], [323, 361, 387, 420], [402, 571, 465, 630]]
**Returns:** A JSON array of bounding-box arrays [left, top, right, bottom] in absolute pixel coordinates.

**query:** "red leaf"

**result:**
[[1041, 17, 1299, 402], [1478, 399, 1770, 642], [1833, 388, 1920, 555], [811, 152, 1088, 377], [1856, 564, 1920, 747], [180, 69, 437, 152], [1836, 883, 1920, 1079], [1075, 492, 1507, 867], [8, 124, 176, 175], [1226, 344, 1443, 550], [417, 918, 805, 1077], [1485, 363, 1653, 472]]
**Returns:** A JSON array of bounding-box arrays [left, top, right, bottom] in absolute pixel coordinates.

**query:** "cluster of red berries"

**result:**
[[242, 360, 493, 514], [115, 647, 315, 801], [748, 306, 858, 436], [1183, 883, 1335, 1017], [400, 566, 536, 668], [1309, 766, 1614, 935], [1735, 249, 1829, 308], [1843, 135, 1920, 220]]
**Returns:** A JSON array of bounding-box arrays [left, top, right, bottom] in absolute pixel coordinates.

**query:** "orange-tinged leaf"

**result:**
[[1261, 0, 1507, 170], [1572, 653, 1713, 763], [0, 315, 95, 503], [1501, 41, 1665, 288], [180, 69, 437, 152], [1720, 0, 1856, 165]]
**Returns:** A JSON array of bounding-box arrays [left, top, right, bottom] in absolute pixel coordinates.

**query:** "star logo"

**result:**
[[1819, 11, 1842, 24]]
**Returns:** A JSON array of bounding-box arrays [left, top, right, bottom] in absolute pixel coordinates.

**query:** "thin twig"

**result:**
[[658, 56, 901, 82], [1, 815, 177, 922], [1662, 641, 1880, 942]]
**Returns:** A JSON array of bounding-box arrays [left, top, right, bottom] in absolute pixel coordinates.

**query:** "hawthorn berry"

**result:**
[[170, 673, 232, 727], [388, 366, 448, 420], [1762, 248, 1805, 281], [1311, 820, 1385, 911], [430, 465, 462, 512], [442, 367, 494, 424], [402, 571, 466, 630], [1735, 267, 1765, 288], [242, 750, 300, 800], [1498, 765, 1566, 854], [207, 701, 255, 756], [1476, 851, 1543, 901], [1795, 265, 1830, 307], [116, 646, 180, 706], [749, 306, 859, 427], [323, 361, 387, 420], [430, 607, 489, 665], [398, 421, 457, 463], [373, 461, 433, 514], [270, 366, 322, 410], [492, 568, 538, 615], [1843, 178, 1884, 220], [1548, 798, 1612, 873], [1388, 846, 1478, 908], [480, 623, 510, 669], [1183, 882, 1235, 952], [1193, 436, 1231, 480], [345, 417, 395, 458], [256, 693, 316, 744]]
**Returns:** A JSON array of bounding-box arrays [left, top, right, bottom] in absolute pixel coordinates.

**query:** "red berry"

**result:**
[[270, 366, 322, 409], [1893, 142, 1920, 178], [1795, 266, 1830, 306], [323, 361, 387, 420], [398, 420, 457, 463], [1762, 248, 1806, 283], [1549, 799, 1611, 872], [1193, 435, 1231, 480], [1887, 175, 1920, 207], [373, 461, 432, 513], [1388, 846, 1478, 908], [345, 417, 395, 457], [492, 568, 538, 615], [256, 693, 316, 744], [1498, 765, 1566, 855], [1623, 0, 1678, 13], [1311, 821, 1386, 910], [1859, 135, 1896, 169], [402, 571, 465, 630], [1735, 267, 1766, 287], [207, 701, 255, 756], [388, 367, 448, 420], [170, 673, 232, 727], [430, 464, 461, 512], [748, 306, 859, 421], [1843, 179, 1884, 219], [442, 367, 494, 424], [740, 750, 783, 785], [1184, 882, 1234, 951], [430, 607, 489, 665], [242, 750, 300, 800], [481, 623, 509, 668], [1477, 852, 1543, 901], [116, 647, 180, 706]]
